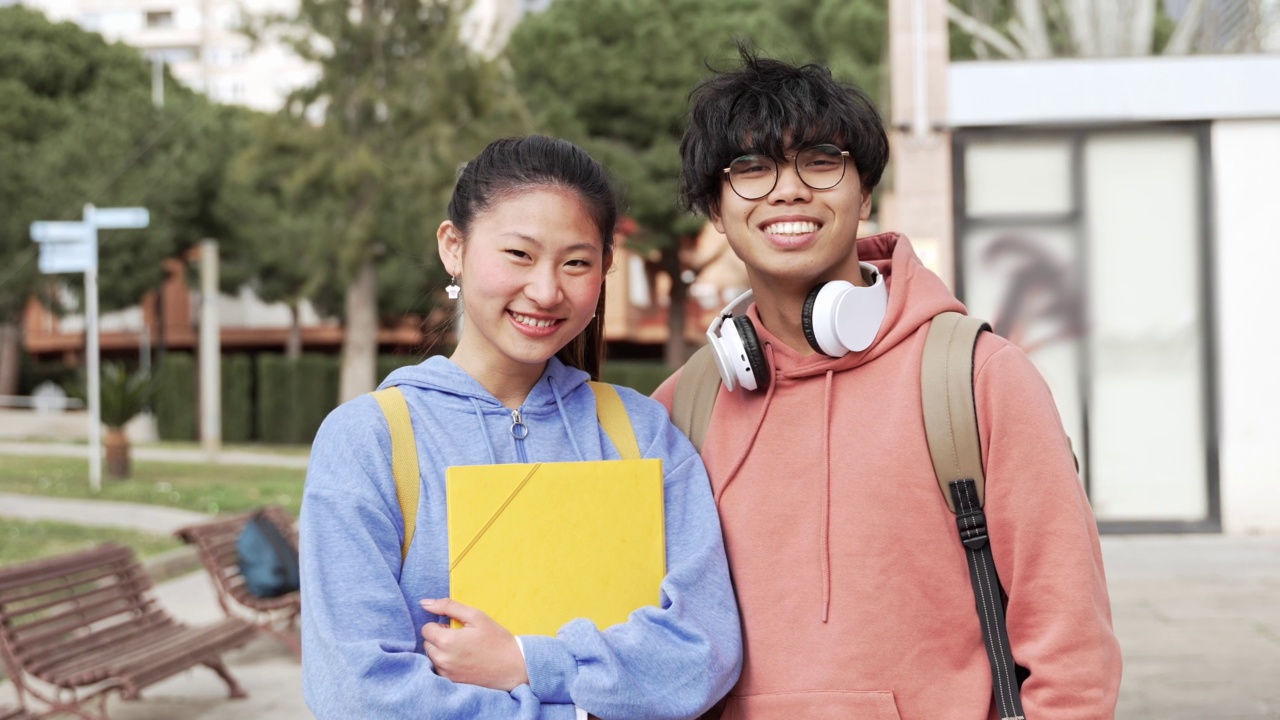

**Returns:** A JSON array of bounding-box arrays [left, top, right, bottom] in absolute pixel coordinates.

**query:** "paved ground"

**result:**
[[0, 440, 309, 469], [1, 472, 1278, 718]]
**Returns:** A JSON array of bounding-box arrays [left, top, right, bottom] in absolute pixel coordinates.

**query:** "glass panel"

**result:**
[[965, 139, 1073, 217], [962, 225, 1087, 484], [1084, 132, 1206, 521]]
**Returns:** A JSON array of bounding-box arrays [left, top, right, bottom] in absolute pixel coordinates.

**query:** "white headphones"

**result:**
[[705, 263, 889, 391]]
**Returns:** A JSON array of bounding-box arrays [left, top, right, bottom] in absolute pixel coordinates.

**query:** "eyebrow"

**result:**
[[502, 232, 601, 254]]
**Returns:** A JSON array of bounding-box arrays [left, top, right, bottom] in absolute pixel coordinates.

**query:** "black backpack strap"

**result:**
[[922, 312, 1026, 720]]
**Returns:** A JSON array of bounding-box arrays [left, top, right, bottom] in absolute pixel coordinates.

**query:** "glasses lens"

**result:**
[[796, 145, 846, 190], [727, 154, 777, 199]]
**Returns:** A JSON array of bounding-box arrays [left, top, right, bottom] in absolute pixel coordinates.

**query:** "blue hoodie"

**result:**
[[300, 356, 742, 719]]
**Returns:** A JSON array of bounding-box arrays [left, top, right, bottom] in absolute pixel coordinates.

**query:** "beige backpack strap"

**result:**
[[588, 381, 641, 460], [921, 311, 991, 512], [372, 387, 420, 562], [671, 344, 721, 453]]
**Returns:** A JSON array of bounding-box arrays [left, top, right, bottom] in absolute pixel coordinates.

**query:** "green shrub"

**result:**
[[18, 355, 77, 396], [221, 354, 254, 443], [602, 361, 674, 397], [153, 353, 197, 441], [377, 352, 426, 384], [257, 353, 340, 445]]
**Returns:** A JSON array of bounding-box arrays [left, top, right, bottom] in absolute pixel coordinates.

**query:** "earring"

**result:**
[[446, 276, 460, 300]]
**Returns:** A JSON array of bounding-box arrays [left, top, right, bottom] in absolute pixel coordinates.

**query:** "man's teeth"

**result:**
[[511, 311, 556, 328], [765, 221, 818, 236]]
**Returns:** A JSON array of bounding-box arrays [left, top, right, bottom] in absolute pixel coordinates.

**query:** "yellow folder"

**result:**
[[446, 459, 666, 637]]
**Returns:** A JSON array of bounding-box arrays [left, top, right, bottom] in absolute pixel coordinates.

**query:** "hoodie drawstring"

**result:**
[[467, 397, 498, 465], [820, 369, 834, 624], [547, 376, 587, 462]]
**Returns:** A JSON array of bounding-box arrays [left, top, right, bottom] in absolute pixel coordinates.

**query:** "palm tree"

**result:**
[[97, 363, 152, 479]]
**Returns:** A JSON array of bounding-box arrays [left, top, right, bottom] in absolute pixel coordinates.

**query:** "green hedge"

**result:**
[[18, 354, 78, 396], [378, 353, 425, 382], [602, 361, 674, 397], [221, 354, 253, 444], [256, 353, 340, 445], [154, 353, 197, 441]]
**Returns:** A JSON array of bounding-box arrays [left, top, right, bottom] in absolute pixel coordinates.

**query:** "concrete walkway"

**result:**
[[0, 440, 309, 469], [0, 492, 212, 534], [1, 491, 1277, 717]]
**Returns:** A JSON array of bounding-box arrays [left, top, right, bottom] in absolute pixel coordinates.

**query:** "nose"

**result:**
[[524, 265, 564, 308], [768, 162, 811, 204]]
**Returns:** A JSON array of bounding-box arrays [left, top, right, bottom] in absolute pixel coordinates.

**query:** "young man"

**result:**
[[652, 50, 1122, 719]]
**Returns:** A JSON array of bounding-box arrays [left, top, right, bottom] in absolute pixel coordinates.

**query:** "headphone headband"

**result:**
[[706, 289, 755, 339]]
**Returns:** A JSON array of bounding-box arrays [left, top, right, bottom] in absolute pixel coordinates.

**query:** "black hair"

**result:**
[[679, 45, 889, 217], [447, 135, 619, 379]]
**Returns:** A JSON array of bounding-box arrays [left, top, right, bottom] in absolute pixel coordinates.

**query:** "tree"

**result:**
[[0, 6, 236, 394], [508, 0, 886, 366], [946, 0, 1260, 59], [217, 114, 343, 360], [257, 0, 529, 402]]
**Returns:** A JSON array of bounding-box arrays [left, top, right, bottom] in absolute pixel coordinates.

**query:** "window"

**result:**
[[145, 10, 175, 28]]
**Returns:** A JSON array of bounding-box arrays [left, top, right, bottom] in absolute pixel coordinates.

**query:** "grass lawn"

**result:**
[[0, 454, 306, 515], [0, 518, 181, 566]]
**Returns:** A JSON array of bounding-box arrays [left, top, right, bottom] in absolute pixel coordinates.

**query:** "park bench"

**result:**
[[174, 506, 301, 658], [0, 543, 255, 720]]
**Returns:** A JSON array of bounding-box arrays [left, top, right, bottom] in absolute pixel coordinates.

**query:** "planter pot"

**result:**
[[105, 427, 131, 479]]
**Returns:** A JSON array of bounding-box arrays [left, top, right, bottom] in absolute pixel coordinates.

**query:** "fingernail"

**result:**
[[420, 599, 436, 608]]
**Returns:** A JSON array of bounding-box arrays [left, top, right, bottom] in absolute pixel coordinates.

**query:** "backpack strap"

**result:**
[[921, 311, 990, 511], [371, 381, 642, 564], [671, 344, 721, 453], [921, 311, 1026, 720], [372, 387, 420, 562], [587, 381, 641, 460]]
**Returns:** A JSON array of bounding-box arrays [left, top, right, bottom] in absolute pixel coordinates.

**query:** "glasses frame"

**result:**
[[721, 145, 852, 201]]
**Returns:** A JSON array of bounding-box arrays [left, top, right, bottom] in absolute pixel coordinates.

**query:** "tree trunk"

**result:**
[[662, 243, 689, 368], [104, 427, 131, 479], [339, 259, 378, 403], [286, 303, 303, 361], [0, 319, 20, 397]]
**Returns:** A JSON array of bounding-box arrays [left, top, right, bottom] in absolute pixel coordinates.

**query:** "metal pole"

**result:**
[[199, 239, 221, 455], [152, 56, 164, 109], [84, 208, 102, 492]]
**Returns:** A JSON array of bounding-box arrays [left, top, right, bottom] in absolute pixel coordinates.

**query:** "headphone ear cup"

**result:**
[[801, 283, 826, 355], [733, 315, 769, 391]]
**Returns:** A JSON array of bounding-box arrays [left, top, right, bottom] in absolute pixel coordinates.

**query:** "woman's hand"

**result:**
[[420, 598, 530, 691]]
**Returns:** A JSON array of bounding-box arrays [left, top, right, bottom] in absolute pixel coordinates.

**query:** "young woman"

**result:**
[[300, 136, 741, 720]]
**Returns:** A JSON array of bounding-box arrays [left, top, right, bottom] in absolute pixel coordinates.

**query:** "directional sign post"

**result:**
[[31, 205, 150, 492]]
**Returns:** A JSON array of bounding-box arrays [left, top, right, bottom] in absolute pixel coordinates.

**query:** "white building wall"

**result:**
[[17, 0, 317, 111], [1211, 119, 1280, 534]]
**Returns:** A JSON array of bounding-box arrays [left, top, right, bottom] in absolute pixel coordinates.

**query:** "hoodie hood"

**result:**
[[379, 355, 591, 411], [748, 232, 965, 382]]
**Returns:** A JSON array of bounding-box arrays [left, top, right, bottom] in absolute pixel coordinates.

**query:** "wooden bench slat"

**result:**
[[26, 611, 175, 679], [0, 542, 253, 716], [173, 506, 301, 657]]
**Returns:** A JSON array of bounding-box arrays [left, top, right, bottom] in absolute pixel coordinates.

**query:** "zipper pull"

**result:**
[[510, 408, 528, 440]]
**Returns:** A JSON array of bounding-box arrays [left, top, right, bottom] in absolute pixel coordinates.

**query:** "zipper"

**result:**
[[510, 408, 529, 463]]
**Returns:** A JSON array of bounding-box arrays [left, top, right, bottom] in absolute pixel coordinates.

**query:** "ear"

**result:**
[[859, 189, 873, 221], [709, 206, 726, 235], [437, 221, 463, 276], [601, 247, 614, 275]]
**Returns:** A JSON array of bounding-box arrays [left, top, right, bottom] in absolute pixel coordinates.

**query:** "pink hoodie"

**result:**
[[654, 233, 1121, 720]]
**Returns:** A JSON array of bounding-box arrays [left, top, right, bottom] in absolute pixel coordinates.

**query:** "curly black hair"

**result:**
[[679, 44, 889, 217]]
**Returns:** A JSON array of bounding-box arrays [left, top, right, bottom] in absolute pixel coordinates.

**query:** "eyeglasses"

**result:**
[[722, 144, 851, 200]]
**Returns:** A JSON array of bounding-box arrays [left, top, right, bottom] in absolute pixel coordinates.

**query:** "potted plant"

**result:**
[[97, 363, 152, 479]]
